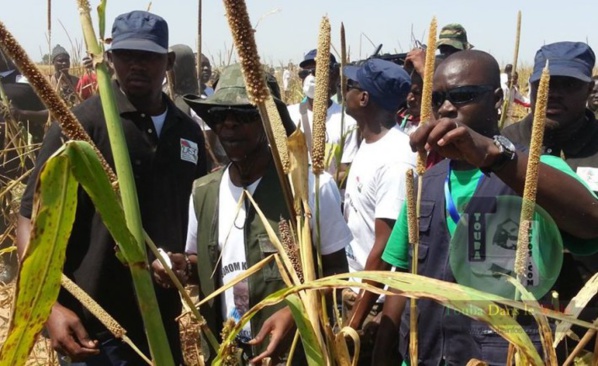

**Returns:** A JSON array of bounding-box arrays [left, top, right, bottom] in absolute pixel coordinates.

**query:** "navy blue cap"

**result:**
[[110, 11, 169, 54], [299, 49, 337, 68], [530, 42, 595, 83], [343, 59, 411, 113]]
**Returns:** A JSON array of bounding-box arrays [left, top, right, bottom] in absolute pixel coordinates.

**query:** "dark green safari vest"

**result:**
[[192, 162, 290, 360]]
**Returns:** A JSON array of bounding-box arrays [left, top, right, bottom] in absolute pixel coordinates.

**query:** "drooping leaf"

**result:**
[[554, 273, 598, 347], [64, 141, 143, 264], [505, 276, 557, 365], [285, 294, 325, 366], [0, 153, 77, 365]]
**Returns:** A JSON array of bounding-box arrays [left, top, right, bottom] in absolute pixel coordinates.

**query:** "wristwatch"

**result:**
[[482, 135, 517, 173]]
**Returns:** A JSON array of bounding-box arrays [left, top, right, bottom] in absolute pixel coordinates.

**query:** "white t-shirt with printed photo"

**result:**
[[186, 166, 351, 339], [344, 125, 416, 275]]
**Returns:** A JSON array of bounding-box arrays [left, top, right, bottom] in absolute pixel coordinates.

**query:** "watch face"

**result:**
[[496, 135, 516, 153]]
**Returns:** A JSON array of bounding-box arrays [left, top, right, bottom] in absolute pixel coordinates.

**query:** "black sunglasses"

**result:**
[[298, 64, 337, 79], [298, 68, 316, 79], [346, 79, 364, 92], [431, 85, 495, 109], [207, 108, 261, 125]]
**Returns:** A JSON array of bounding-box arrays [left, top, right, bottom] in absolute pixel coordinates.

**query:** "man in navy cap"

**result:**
[[341, 58, 415, 364], [17, 10, 207, 365], [503, 41, 598, 360], [287, 49, 359, 181]]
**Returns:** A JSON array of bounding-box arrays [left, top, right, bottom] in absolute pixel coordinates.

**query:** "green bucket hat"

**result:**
[[436, 24, 473, 51], [184, 64, 295, 135]]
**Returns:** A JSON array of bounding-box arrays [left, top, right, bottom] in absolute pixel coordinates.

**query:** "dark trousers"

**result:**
[[58, 338, 152, 366]]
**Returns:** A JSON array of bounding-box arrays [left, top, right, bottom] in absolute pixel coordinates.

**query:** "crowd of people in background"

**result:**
[[3, 8, 598, 366]]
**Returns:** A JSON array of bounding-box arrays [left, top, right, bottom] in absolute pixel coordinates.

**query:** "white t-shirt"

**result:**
[[150, 109, 168, 137], [287, 101, 359, 176], [344, 126, 416, 276], [282, 69, 291, 91], [186, 166, 351, 338]]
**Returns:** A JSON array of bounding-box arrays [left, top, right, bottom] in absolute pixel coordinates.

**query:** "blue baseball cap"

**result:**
[[343, 59, 411, 113], [299, 49, 337, 68], [110, 11, 169, 54], [530, 42, 595, 83]]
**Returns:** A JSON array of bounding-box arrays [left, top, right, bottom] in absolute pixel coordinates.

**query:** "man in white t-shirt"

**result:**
[[288, 49, 359, 181], [341, 59, 416, 356], [154, 64, 351, 365]]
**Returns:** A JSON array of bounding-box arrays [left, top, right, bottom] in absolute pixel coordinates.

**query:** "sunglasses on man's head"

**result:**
[[431, 85, 495, 109], [207, 108, 261, 125]]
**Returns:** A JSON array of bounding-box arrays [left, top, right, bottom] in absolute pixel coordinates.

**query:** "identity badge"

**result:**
[[180, 138, 198, 164]]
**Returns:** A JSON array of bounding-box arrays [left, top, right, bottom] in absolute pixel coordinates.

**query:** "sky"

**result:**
[[2, 0, 596, 68]]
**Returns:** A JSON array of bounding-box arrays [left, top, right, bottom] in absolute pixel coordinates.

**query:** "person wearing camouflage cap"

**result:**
[[156, 64, 351, 364], [437, 23, 474, 57]]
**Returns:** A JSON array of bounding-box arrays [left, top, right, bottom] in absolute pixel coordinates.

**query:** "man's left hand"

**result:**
[[247, 307, 295, 365]]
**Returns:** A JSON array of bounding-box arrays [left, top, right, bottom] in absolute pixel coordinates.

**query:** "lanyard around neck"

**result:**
[[444, 162, 485, 224]]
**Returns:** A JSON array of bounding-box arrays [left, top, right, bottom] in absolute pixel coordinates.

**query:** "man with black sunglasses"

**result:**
[[288, 49, 359, 181], [374, 49, 598, 365], [503, 41, 598, 360], [158, 64, 351, 365]]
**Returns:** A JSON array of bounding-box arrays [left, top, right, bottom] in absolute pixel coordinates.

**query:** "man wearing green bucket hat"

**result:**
[[152, 64, 351, 365], [437, 23, 474, 57]]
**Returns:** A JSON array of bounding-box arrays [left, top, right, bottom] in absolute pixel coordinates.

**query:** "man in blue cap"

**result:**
[[503, 41, 598, 361], [288, 49, 358, 181], [17, 10, 207, 365], [341, 58, 416, 364]]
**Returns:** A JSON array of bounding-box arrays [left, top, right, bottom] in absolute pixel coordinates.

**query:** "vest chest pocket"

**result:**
[[258, 234, 282, 282], [408, 243, 429, 258], [418, 200, 435, 233]]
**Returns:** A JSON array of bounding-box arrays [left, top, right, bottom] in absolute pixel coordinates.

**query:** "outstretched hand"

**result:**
[[247, 307, 295, 365], [409, 118, 499, 169]]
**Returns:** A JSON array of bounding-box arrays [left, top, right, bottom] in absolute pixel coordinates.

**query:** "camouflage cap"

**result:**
[[436, 24, 473, 51], [184, 64, 295, 134]]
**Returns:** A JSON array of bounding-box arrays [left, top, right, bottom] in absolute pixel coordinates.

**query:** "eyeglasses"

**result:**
[[431, 85, 495, 109], [298, 64, 336, 79], [207, 108, 261, 125], [346, 79, 364, 92], [298, 68, 316, 79]]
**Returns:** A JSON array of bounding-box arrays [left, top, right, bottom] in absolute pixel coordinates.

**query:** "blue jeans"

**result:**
[[58, 338, 148, 366]]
